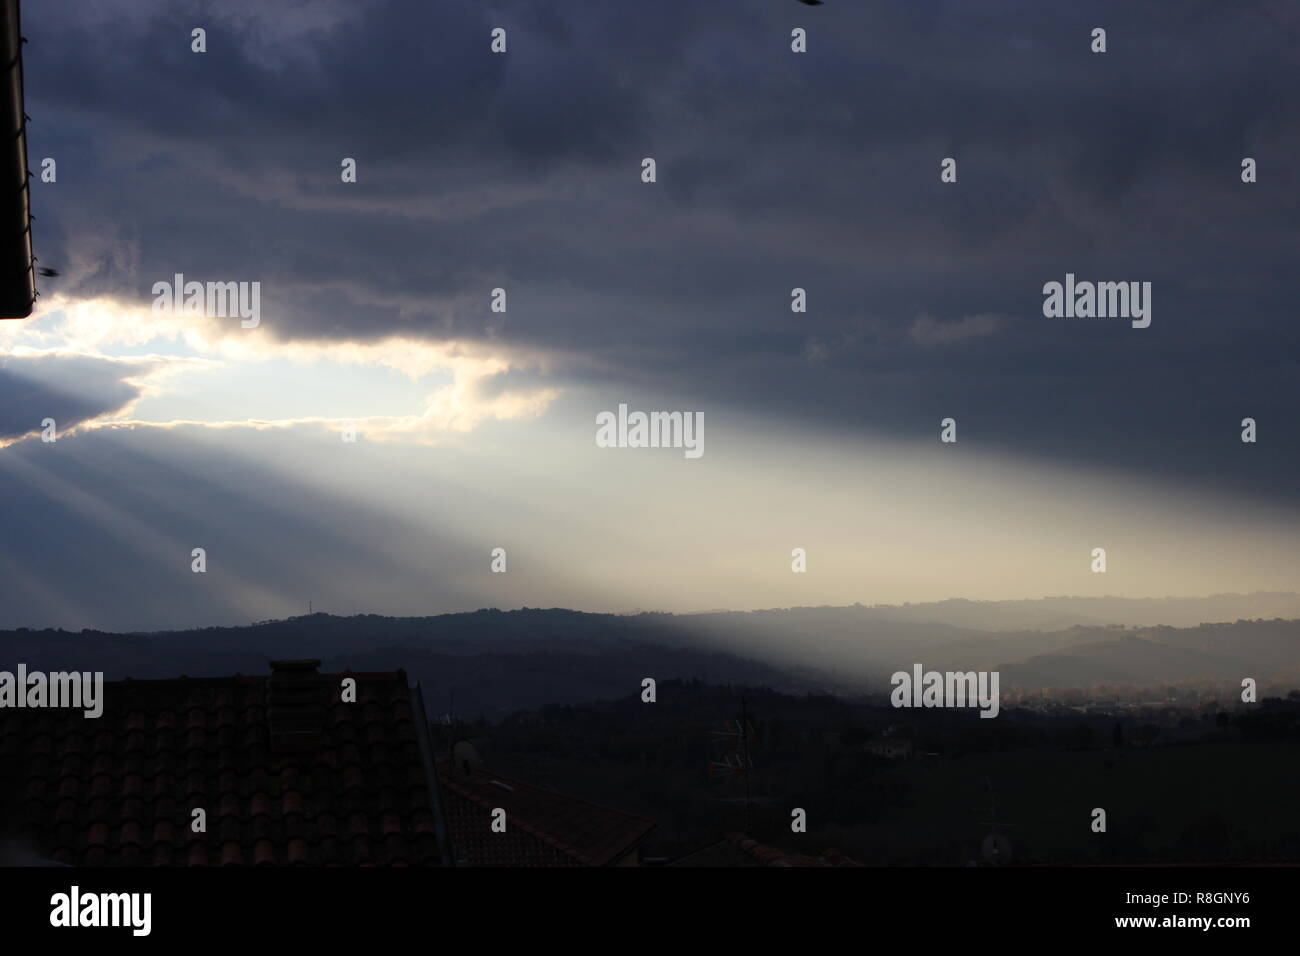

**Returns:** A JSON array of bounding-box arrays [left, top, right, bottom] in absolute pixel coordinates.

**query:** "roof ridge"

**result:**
[[436, 759, 657, 826], [435, 772, 595, 863]]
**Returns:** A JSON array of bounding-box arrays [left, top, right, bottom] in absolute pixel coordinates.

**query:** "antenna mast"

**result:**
[[975, 775, 1016, 865], [708, 693, 759, 833]]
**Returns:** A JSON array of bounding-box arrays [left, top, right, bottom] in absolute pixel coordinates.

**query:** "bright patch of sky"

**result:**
[[127, 355, 449, 424]]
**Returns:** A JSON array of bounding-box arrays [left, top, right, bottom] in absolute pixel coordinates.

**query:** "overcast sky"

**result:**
[[1, 0, 1297, 631]]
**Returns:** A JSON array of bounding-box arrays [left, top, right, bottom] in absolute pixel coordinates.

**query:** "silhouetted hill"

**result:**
[[0, 609, 846, 720], [996, 620, 1300, 689], [714, 591, 1300, 632], [3, 599, 1297, 716]]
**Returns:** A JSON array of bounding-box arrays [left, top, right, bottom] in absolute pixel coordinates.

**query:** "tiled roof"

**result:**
[[671, 833, 865, 867], [0, 661, 452, 866], [437, 760, 656, 866]]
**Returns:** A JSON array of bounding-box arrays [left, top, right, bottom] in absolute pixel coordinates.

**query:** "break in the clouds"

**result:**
[[0, 350, 209, 445], [19, 0, 1299, 499], [1, 1, 1297, 628]]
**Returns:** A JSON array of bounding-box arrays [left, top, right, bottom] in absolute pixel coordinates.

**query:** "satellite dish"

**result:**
[[981, 832, 1013, 865], [452, 739, 481, 776]]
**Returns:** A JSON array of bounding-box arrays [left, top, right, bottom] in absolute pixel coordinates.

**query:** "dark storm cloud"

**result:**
[[0, 353, 153, 441], [19, 0, 1300, 503]]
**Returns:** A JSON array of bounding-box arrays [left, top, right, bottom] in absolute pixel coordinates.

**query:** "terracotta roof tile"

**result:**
[[0, 663, 452, 866], [437, 760, 655, 866]]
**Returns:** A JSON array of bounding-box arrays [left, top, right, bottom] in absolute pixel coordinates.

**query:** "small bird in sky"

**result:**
[[38, 267, 59, 277], [798, 0, 825, 5]]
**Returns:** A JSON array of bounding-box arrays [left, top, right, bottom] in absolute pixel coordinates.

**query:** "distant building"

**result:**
[[865, 738, 914, 760]]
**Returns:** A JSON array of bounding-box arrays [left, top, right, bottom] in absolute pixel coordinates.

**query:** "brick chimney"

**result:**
[[267, 659, 327, 754]]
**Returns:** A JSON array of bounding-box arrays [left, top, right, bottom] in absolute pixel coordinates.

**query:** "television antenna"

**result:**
[[707, 695, 776, 831]]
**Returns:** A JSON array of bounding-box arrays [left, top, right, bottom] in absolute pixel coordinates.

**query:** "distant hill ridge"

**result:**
[[2, 593, 1297, 717]]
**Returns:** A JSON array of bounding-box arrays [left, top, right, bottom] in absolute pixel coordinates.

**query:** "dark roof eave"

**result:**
[[0, 0, 35, 319], [409, 681, 457, 866]]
